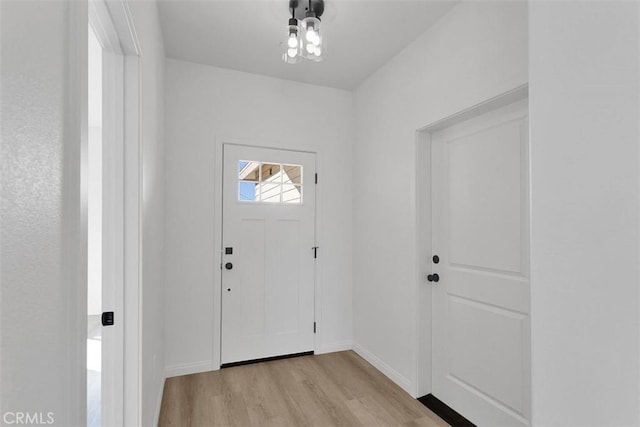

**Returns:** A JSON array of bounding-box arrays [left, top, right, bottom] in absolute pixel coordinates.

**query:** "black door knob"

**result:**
[[225, 262, 233, 270], [427, 273, 440, 283]]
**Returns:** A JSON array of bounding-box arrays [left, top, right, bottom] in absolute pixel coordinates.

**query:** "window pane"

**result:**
[[260, 163, 281, 183], [237, 161, 303, 205], [259, 182, 281, 203], [239, 181, 258, 201], [283, 165, 302, 185], [238, 160, 259, 182], [282, 184, 302, 204]]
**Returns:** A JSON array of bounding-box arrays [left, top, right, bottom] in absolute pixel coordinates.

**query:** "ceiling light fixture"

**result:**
[[282, 0, 325, 64]]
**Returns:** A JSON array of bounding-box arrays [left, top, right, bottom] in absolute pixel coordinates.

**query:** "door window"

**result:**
[[237, 160, 303, 204]]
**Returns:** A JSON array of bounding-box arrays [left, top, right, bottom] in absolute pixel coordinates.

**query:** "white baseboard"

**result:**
[[316, 340, 352, 354], [352, 342, 414, 396], [164, 360, 215, 378], [153, 376, 165, 426]]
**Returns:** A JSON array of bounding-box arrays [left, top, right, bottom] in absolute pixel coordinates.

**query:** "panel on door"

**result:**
[[431, 100, 529, 426], [221, 144, 316, 365]]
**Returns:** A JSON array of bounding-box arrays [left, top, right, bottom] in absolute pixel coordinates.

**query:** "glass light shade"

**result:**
[[305, 43, 315, 54], [287, 33, 298, 48], [302, 34, 324, 62], [281, 24, 302, 64], [301, 17, 324, 62], [301, 16, 320, 44], [281, 43, 302, 64], [301, 16, 320, 34]]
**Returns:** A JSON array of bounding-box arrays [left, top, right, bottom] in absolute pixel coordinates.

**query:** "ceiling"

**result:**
[[157, 0, 458, 90]]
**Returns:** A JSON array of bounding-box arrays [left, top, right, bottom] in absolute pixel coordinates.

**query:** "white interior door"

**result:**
[[431, 99, 529, 426], [221, 144, 316, 365]]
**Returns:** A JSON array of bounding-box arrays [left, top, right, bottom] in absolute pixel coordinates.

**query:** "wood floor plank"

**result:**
[[403, 416, 450, 427], [211, 392, 250, 427], [158, 350, 445, 427], [346, 395, 399, 426]]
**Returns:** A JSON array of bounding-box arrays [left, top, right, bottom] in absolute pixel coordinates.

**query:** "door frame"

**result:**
[[83, 1, 143, 425], [213, 138, 321, 369], [88, 4, 125, 425], [414, 84, 529, 398]]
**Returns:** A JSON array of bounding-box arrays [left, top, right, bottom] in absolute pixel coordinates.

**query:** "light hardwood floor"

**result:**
[[158, 350, 447, 427]]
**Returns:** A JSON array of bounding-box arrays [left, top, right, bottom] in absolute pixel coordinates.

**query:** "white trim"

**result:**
[[416, 84, 529, 133], [0, 4, 2, 410], [153, 376, 166, 426], [123, 54, 141, 427], [100, 2, 143, 425], [165, 360, 215, 378], [353, 342, 414, 397], [637, 6, 640, 424], [89, 3, 127, 424], [0, 0, 2, 414], [316, 341, 352, 355], [213, 139, 223, 370], [105, 0, 141, 57], [414, 129, 433, 398], [89, 0, 122, 55]]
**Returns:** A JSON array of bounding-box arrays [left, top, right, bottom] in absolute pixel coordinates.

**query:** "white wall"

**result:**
[[352, 1, 528, 395], [127, 1, 167, 425], [529, 2, 640, 425], [1, 1, 86, 425], [1, 1, 167, 425], [164, 59, 353, 375]]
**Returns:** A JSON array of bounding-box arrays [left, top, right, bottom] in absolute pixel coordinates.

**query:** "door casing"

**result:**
[[85, 1, 143, 425]]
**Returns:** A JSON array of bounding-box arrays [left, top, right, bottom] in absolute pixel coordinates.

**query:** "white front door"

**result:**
[[431, 100, 530, 426], [221, 144, 316, 365]]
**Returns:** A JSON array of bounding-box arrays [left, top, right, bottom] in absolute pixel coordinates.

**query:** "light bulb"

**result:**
[[287, 48, 297, 58], [314, 45, 322, 56], [312, 33, 320, 46], [306, 43, 315, 54], [305, 28, 316, 43], [287, 34, 298, 49]]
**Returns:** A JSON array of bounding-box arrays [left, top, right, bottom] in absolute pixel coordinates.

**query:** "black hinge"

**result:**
[[312, 246, 318, 259], [102, 311, 114, 326], [315, 173, 318, 184], [313, 322, 316, 333]]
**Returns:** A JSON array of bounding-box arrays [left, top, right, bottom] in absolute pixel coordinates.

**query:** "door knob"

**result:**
[[427, 273, 439, 283], [225, 262, 233, 270]]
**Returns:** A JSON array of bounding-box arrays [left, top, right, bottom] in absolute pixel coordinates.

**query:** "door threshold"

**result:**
[[417, 394, 476, 427], [221, 351, 314, 369]]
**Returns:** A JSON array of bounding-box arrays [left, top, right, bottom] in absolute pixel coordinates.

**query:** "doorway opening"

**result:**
[[84, 1, 143, 424]]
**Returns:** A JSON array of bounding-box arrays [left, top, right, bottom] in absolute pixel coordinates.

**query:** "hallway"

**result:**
[[3, 1, 640, 425]]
